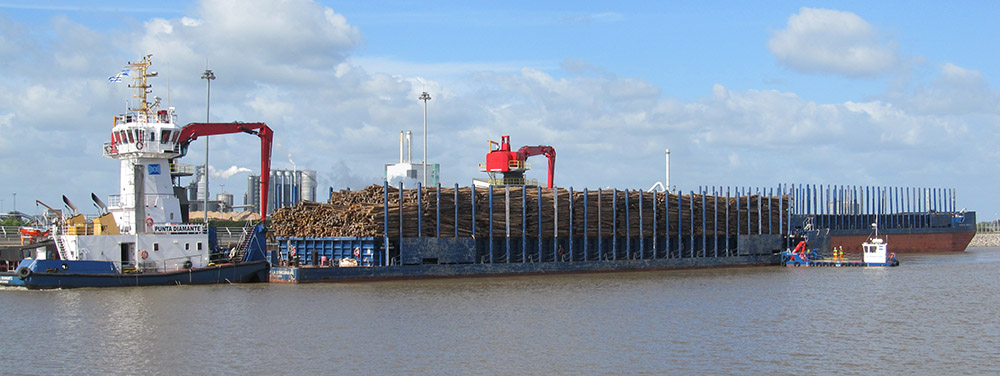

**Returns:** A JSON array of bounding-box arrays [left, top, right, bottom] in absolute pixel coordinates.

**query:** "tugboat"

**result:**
[[0, 54, 274, 289], [782, 222, 899, 267]]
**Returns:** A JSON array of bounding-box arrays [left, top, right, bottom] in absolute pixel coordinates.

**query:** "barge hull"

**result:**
[[0, 260, 269, 289], [269, 255, 779, 283], [829, 231, 974, 254]]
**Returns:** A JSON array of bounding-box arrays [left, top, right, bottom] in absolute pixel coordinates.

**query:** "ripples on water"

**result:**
[[2, 248, 998, 375]]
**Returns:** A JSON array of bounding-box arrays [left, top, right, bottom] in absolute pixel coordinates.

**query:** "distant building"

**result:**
[[385, 130, 439, 189]]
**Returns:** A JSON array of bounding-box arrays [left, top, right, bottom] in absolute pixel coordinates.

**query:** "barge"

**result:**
[[269, 183, 789, 283], [787, 185, 975, 253]]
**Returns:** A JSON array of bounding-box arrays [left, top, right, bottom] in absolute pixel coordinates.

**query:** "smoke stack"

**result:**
[[399, 131, 405, 163], [665, 148, 671, 192], [406, 130, 413, 163]]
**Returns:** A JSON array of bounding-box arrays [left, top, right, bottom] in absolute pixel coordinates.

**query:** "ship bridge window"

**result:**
[[126, 130, 134, 143], [172, 131, 181, 143], [160, 130, 171, 144], [119, 130, 128, 144], [149, 131, 156, 143]]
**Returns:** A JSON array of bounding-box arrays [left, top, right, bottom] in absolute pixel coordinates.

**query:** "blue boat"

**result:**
[[781, 223, 899, 267]]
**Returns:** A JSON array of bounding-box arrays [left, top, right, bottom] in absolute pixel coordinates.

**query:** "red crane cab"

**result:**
[[480, 135, 555, 188]]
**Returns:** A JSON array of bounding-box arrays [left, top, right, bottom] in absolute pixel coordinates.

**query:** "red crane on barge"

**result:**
[[479, 135, 556, 189]]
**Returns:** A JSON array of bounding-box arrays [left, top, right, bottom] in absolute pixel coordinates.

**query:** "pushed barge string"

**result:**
[[269, 184, 787, 283]]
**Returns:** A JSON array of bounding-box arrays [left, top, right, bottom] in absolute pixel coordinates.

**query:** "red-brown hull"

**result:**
[[830, 232, 974, 254]]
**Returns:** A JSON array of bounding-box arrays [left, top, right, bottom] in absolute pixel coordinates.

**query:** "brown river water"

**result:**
[[1, 247, 998, 375]]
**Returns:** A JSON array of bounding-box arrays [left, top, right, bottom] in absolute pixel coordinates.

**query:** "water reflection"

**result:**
[[2, 248, 998, 374]]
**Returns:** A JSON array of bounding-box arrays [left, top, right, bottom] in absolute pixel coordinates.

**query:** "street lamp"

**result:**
[[201, 69, 215, 225], [419, 91, 431, 187]]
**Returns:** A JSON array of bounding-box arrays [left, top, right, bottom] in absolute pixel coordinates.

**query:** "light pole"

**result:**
[[201, 69, 215, 225], [419, 91, 431, 187]]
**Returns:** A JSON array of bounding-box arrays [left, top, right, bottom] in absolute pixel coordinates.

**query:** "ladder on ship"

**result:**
[[229, 221, 267, 263], [55, 235, 70, 260]]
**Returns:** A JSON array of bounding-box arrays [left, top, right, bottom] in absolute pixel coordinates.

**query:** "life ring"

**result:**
[[140, 250, 149, 260], [105, 145, 113, 154], [353, 247, 360, 258], [183, 260, 193, 269], [145, 217, 154, 227], [17, 267, 31, 280], [135, 141, 144, 150]]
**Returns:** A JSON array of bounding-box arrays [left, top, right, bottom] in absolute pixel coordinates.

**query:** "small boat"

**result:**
[[0, 54, 275, 289], [781, 222, 898, 267], [17, 226, 50, 245]]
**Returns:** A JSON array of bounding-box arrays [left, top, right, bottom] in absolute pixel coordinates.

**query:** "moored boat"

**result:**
[[781, 223, 899, 267], [0, 54, 274, 289]]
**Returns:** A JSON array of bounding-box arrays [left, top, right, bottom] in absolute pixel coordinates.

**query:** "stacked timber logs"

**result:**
[[270, 184, 789, 239], [270, 185, 395, 237]]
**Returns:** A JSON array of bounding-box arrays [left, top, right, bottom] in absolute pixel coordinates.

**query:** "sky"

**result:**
[[1, 0, 999, 220]]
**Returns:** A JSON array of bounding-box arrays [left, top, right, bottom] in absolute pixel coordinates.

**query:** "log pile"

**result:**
[[271, 184, 789, 238]]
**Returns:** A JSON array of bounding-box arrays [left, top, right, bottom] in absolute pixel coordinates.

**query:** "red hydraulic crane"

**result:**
[[481, 135, 556, 188], [176, 122, 274, 221]]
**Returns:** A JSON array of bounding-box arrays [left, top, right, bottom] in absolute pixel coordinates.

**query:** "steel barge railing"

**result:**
[[785, 184, 968, 231]]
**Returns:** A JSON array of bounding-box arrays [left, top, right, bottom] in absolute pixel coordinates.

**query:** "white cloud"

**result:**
[[196, 0, 362, 68], [768, 7, 898, 77], [895, 63, 1000, 114]]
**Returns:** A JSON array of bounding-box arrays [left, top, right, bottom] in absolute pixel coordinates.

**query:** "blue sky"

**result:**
[[1, 1, 999, 220]]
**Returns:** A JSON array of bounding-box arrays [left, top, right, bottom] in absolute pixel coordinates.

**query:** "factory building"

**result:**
[[385, 130, 439, 189]]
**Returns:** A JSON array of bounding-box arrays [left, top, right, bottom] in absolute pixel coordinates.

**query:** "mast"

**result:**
[[127, 54, 158, 117]]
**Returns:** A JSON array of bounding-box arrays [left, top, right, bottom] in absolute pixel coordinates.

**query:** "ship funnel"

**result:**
[[63, 195, 79, 216]]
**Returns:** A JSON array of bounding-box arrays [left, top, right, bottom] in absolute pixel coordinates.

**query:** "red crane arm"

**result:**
[[177, 122, 273, 221], [516, 145, 556, 189]]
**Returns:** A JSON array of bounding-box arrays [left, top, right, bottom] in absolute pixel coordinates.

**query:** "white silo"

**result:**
[[300, 170, 317, 202]]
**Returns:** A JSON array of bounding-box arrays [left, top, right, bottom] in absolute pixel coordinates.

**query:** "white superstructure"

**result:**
[[53, 55, 211, 272]]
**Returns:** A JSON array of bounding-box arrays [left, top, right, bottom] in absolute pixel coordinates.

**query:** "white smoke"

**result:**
[[210, 165, 253, 179]]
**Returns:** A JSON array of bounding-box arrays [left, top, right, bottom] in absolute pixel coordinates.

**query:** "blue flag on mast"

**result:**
[[108, 69, 129, 83]]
